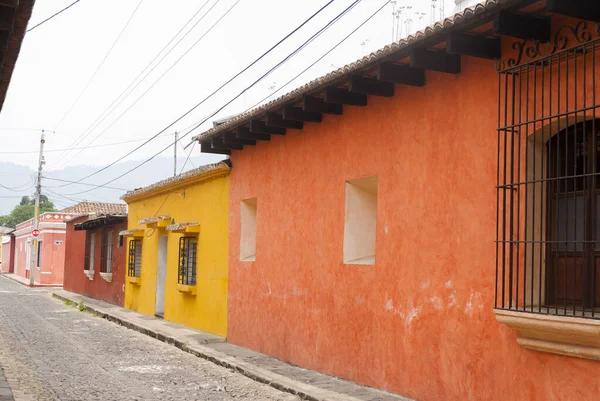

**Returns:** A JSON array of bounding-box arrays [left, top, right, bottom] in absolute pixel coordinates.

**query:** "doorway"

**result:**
[[155, 236, 168, 317]]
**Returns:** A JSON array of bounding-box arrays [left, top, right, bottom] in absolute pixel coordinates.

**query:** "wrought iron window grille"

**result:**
[[178, 237, 197, 286], [496, 36, 600, 319], [128, 239, 142, 278]]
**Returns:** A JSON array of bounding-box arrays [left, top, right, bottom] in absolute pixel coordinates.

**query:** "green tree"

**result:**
[[0, 194, 57, 228]]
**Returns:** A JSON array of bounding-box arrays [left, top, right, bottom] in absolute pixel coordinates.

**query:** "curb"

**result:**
[[0, 273, 62, 288], [51, 292, 373, 401]]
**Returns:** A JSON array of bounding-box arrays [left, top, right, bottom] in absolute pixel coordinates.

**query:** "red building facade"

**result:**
[[64, 213, 127, 306], [1, 232, 15, 273], [194, 1, 600, 400]]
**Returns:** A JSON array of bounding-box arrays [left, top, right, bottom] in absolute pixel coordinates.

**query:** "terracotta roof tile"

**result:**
[[193, 0, 524, 142], [59, 201, 127, 216], [121, 161, 231, 201]]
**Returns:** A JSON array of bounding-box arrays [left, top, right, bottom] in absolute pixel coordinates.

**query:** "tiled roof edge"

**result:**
[[193, 0, 523, 142], [121, 160, 231, 201]]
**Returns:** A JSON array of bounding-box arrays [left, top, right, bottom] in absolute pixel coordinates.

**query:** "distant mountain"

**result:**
[[0, 153, 225, 215]]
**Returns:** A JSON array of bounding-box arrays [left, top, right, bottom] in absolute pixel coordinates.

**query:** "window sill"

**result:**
[[344, 255, 375, 265], [99, 272, 113, 283], [83, 270, 94, 281], [127, 276, 141, 285], [176, 284, 197, 295], [494, 309, 600, 361]]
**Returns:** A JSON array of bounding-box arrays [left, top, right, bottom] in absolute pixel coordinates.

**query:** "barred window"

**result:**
[[100, 230, 113, 273], [178, 237, 197, 285], [496, 39, 600, 318], [128, 239, 142, 278]]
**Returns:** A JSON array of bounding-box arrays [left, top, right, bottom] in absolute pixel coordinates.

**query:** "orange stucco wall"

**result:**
[[227, 53, 600, 401]]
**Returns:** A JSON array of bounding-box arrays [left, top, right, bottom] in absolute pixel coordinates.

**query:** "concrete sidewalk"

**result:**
[[1, 273, 61, 288], [52, 290, 411, 401]]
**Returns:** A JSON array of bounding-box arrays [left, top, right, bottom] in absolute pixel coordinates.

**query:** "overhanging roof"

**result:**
[[193, 0, 552, 152], [0, 0, 36, 112], [74, 215, 127, 231]]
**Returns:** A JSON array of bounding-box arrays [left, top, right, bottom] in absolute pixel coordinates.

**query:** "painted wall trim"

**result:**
[[495, 309, 600, 361]]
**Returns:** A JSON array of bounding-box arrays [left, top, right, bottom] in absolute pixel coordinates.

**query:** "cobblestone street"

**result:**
[[0, 276, 299, 401]]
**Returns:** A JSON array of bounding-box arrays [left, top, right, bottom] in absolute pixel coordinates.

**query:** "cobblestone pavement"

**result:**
[[0, 277, 299, 401]]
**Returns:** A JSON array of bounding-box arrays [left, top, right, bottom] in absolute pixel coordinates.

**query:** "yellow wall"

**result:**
[[123, 173, 229, 337]]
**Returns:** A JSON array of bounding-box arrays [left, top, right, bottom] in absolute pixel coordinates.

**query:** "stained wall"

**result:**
[[227, 53, 600, 401]]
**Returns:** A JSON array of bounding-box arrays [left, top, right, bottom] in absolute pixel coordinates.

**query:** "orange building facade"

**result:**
[[195, 1, 600, 400]]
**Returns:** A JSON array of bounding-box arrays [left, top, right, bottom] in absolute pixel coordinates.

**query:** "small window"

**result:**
[[101, 230, 113, 273], [128, 239, 142, 277], [118, 235, 124, 248], [178, 237, 197, 285], [240, 198, 257, 261], [84, 233, 96, 271], [343, 176, 378, 265], [37, 240, 43, 268]]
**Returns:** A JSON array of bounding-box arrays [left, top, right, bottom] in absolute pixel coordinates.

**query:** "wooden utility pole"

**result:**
[[30, 130, 45, 286]]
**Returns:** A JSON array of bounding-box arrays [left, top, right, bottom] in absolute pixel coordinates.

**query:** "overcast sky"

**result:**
[[0, 0, 462, 176]]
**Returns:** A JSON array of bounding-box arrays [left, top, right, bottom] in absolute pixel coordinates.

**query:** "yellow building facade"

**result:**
[[121, 161, 230, 337]]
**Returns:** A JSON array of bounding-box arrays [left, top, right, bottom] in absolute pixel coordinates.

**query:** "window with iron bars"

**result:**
[[128, 239, 142, 278], [178, 237, 197, 285], [496, 38, 600, 319]]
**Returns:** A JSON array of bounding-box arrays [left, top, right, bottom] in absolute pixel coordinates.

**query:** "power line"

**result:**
[[47, 0, 218, 171], [58, 0, 338, 191], [52, 0, 145, 132], [0, 133, 173, 154], [246, 0, 391, 114], [55, 0, 233, 171], [179, 140, 196, 171], [42, 176, 129, 191], [27, 0, 83, 33], [62, 0, 365, 196], [45, 188, 89, 204], [0, 182, 34, 192]]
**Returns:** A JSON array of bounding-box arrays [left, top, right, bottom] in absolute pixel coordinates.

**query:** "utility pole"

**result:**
[[174, 131, 178, 177], [30, 130, 45, 286]]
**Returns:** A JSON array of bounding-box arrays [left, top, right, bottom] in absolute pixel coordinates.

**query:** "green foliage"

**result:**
[[64, 299, 73, 306], [0, 194, 57, 228], [78, 301, 85, 312]]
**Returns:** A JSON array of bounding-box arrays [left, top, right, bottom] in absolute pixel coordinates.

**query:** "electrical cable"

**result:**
[[55, 0, 234, 170], [0, 133, 173, 154], [179, 141, 196, 171], [52, 0, 145, 132], [58, 0, 342, 193], [46, 0, 219, 171], [245, 0, 391, 114], [27, 0, 83, 32], [42, 176, 128, 191], [0, 182, 34, 192], [63, 0, 388, 196]]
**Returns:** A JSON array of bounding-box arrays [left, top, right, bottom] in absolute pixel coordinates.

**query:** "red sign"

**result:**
[[31, 229, 40, 237]]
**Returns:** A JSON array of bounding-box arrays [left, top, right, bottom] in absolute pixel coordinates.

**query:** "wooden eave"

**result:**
[[74, 215, 127, 231], [0, 0, 35, 113], [193, 0, 569, 154]]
